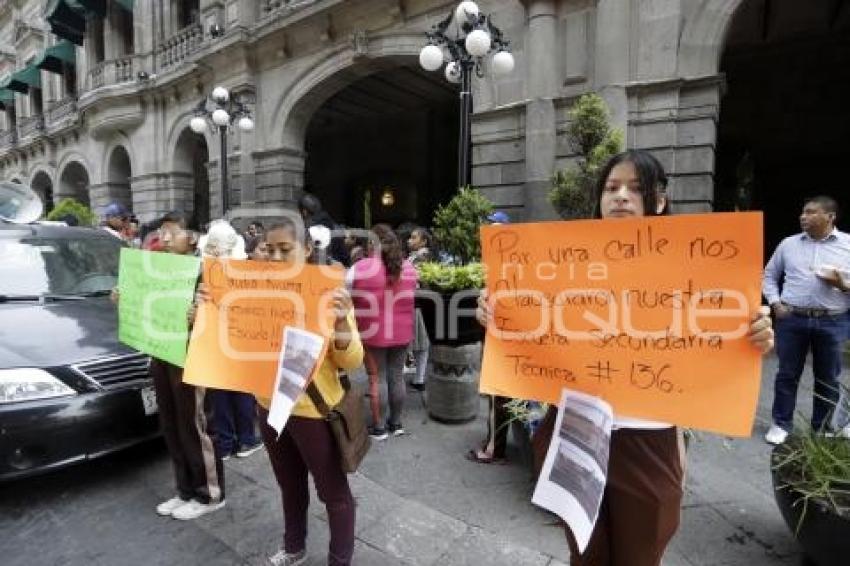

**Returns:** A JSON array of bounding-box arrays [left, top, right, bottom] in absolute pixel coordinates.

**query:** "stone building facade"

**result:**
[[0, 1, 844, 230]]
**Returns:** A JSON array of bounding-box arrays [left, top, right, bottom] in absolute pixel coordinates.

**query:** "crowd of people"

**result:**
[[97, 149, 850, 566]]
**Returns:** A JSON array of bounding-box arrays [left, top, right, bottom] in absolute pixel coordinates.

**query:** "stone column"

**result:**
[[522, 0, 559, 221], [594, 0, 631, 135], [130, 172, 194, 222], [252, 147, 305, 215]]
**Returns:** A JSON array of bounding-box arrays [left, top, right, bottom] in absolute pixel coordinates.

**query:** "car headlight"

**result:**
[[0, 368, 77, 404]]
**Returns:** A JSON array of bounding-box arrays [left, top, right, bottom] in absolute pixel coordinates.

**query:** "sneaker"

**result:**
[[236, 441, 264, 458], [171, 499, 226, 521], [368, 426, 388, 441], [765, 425, 789, 445], [386, 422, 405, 437], [268, 548, 307, 566], [155, 496, 188, 517], [221, 453, 232, 462]]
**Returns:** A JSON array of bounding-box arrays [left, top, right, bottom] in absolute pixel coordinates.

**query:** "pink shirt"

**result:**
[[350, 257, 417, 347]]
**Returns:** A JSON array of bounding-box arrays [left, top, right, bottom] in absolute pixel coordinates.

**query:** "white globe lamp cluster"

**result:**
[[418, 1, 515, 81], [189, 87, 255, 135]]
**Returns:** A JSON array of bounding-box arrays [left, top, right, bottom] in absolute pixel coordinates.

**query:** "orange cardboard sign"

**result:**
[[479, 212, 764, 436], [183, 259, 343, 398]]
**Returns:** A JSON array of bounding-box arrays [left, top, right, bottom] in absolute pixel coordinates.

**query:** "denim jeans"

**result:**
[[210, 390, 258, 455], [772, 313, 848, 430]]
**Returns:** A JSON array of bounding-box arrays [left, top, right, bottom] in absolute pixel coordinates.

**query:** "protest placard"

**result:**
[[479, 212, 763, 436], [117, 248, 200, 367], [183, 259, 343, 398]]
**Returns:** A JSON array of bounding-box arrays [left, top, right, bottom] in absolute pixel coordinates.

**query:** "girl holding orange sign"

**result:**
[[477, 150, 774, 566]]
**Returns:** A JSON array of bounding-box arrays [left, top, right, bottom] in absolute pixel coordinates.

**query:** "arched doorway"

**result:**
[[715, 0, 850, 252], [303, 63, 458, 228], [173, 128, 209, 229], [59, 161, 90, 206], [30, 170, 54, 213], [107, 146, 132, 212]]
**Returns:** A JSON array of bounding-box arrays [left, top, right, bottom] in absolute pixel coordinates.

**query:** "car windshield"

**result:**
[[0, 233, 122, 296]]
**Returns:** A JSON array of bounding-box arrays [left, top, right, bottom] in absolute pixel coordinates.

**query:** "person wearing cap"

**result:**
[[101, 202, 130, 241]]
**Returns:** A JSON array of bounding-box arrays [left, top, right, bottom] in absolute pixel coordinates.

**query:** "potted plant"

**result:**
[[548, 93, 623, 219], [415, 187, 492, 422], [770, 409, 850, 566]]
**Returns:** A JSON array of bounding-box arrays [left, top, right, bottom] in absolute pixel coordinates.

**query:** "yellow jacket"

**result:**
[[257, 312, 364, 419]]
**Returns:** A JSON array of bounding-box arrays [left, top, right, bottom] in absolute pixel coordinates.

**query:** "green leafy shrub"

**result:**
[[46, 198, 96, 226], [549, 94, 623, 219], [417, 262, 485, 292], [432, 187, 493, 265]]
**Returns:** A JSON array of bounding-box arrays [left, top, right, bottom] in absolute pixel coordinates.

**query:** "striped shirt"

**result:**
[[763, 228, 850, 310]]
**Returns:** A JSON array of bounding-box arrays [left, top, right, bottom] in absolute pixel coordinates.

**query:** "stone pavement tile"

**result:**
[[348, 473, 407, 534], [357, 498, 469, 565], [667, 504, 800, 566], [432, 526, 552, 566]]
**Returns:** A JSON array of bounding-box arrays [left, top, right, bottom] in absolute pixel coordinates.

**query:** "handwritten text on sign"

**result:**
[[117, 249, 200, 367], [479, 212, 763, 436], [182, 259, 343, 398]]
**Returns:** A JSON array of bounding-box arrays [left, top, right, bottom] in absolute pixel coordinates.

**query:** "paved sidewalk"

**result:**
[[1, 354, 830, 565]]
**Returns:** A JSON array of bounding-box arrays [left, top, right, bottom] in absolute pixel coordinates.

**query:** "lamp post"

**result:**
[[419, 1, 514, 189], [190, 86, 254, 217]]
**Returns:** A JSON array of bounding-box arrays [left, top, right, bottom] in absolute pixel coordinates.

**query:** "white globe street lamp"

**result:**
[[191, 88, 254, 216], [419, 2, 514, 189], [212, 108, 230, 127], [212, 86, 229, 104], [492, 50, 515, 76], [445, 61, 461, 83], [238, 116, 255, 132], [190, 116, 208, 134], [465, 29, 491, 57], [455, 1, 479, 23], [419, 44, 444, 72]]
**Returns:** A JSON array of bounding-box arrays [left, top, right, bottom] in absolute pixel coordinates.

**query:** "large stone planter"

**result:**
[[425, 342, 481, 423], [415, 289, 484, 347], [771, 445, 850, 566]]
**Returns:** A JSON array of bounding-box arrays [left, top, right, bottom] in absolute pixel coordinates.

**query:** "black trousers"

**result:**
[[150, 359, 224, 503]]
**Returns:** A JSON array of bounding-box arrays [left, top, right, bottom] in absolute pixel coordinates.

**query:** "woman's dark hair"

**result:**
[[593, 150, 669, 218], [372, 223, 404, 284], [411, 227, 433, 249]]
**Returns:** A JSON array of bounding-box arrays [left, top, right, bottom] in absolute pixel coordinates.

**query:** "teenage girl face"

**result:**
[[264, 227, 310, 263], [598, 161, 666, 219], [160, 225, 195, 255], [407, 231, 426, 252]]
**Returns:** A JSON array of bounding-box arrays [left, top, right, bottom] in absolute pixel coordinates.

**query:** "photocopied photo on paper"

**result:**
[[532, 388, 614, 553], [267, 326, 326, 435]]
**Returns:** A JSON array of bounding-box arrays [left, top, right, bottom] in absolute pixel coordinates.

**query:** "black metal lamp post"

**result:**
[[190, 86, 254, 217], [419, 1, 515, 189]]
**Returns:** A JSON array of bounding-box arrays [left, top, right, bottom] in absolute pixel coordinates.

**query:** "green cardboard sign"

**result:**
[[118, 248, 201, 367]]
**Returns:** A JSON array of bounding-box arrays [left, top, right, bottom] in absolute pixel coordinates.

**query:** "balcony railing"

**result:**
[[18, 114, 45, 139], [87, 56, 136, 92], [47, 97, 78, 126], [157, 24, 203, 70], [261, 0, 318, 16], [0, 129, 17, 150]]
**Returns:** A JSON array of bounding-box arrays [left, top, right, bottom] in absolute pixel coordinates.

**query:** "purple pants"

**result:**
[[259, 410, 355, 566]]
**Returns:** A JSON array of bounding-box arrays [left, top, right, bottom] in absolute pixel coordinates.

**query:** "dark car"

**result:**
[[0, 222, 159, 481]]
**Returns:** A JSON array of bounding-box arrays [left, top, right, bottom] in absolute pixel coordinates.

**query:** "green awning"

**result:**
[[45, 0, 87, 46], [0, 88, 14, 111], [116, 0, 134, 11], [35, 40, 77, 74], [3, 65, 41, 94]]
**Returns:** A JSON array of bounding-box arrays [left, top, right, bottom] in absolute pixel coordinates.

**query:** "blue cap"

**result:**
[[487, 211, 510, 224], [103, 202, 129, 218]]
